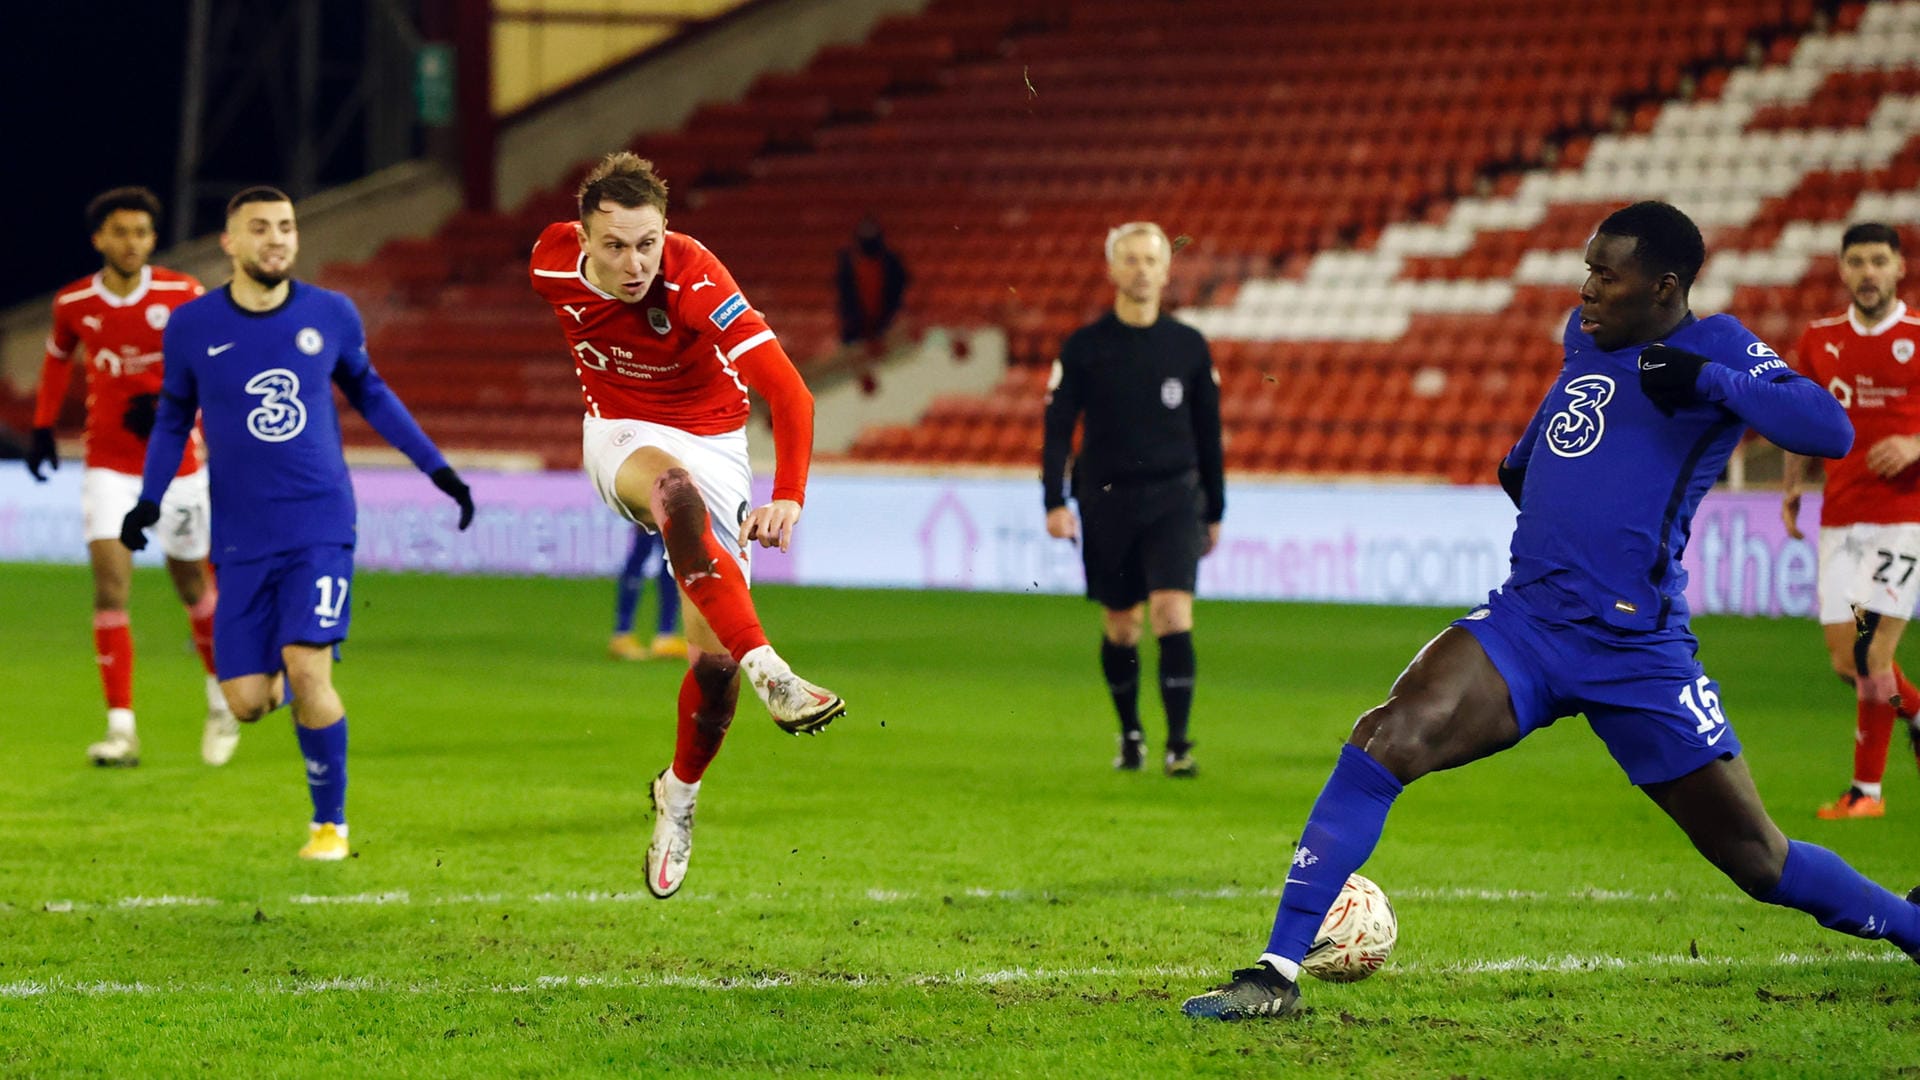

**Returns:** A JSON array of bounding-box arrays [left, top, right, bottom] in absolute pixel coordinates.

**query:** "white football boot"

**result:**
[[647, 769, 697, 899], [740, 645, 845, 734], [87, 731, 141, 768]]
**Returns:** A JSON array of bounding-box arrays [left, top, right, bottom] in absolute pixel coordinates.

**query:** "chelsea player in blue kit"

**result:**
[[120, 187, 474, 861], [1186, 202, 1920, 1019]]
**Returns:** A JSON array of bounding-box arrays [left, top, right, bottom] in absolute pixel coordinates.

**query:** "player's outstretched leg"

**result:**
[[1183, 744, 1403, 1019], [1648, 756, 1920, 960], [649, 466, 843, 734], [647, 652, 739, 898]]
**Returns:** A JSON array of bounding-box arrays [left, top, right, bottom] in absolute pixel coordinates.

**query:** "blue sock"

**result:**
[[1760, 840, 1920, 952], [655, 552, 681, 636], [294, 718, 349, 826], [614, 531, 649, 635], [1264, 744, 1405, 962]]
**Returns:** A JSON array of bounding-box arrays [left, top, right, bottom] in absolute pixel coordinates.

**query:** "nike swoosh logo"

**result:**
[[208, 343, 236, 356], [1284, 878, 1310, 886], [1706, 727, 1727, 747], [657, 852, 673, 892]]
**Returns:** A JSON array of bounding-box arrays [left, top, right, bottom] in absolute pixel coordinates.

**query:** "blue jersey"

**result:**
[[142, 282, 447, 563], [1501, 309, 1852, 632]]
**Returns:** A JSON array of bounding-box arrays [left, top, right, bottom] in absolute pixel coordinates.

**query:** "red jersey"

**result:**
[[1796, 300, 1920, 525], [529, 222, 815, 502], [36, 265, 203, 476]]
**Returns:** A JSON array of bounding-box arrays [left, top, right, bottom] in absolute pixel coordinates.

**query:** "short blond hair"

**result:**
[[577, 151, 670, 221], [1105, 221, 1169, 262]]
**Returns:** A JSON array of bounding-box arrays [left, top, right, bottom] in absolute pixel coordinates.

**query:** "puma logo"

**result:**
[[562, 304, 587, 323], [690, 275, 716, 292], [1825, 342, 1842, 359], [82, 316, 103, 331]]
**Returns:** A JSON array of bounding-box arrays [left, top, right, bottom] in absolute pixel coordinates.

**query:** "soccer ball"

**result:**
[[1301, 873, 1397, 982]]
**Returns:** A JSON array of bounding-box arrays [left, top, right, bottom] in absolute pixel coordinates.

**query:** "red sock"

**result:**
[[187, 589, 218, 675], [653, 472, 769, 661], [1855, 699, 1897, 786], [672, 666, 736, 783], [1894, 664, 1919, 721], [93, 611, 133, 711]]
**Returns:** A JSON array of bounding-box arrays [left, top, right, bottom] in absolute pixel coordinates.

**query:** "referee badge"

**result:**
[[1161, 377, 1183, 409]]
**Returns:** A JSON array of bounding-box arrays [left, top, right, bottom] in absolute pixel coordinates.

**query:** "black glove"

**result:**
[[25, 427, 57, 481], [121, 393, 159, 440], [430, 466, 474, 530], [1637, 344, 1710, 416], [119, 499, 161, 552], [1496, 461, 1526, 509]]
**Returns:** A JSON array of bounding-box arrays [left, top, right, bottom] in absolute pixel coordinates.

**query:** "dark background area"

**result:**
[[0, 3, 394, 311]]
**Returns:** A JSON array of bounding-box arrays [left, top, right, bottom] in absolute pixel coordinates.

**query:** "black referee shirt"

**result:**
[[1041, 311, 1225, 522]]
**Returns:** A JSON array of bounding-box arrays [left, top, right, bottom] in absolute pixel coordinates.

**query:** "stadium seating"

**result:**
[[315, 0, 1920, 478]]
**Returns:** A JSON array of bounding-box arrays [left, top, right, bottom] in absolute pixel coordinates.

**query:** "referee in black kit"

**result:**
[[1043, 221, 1225, 777]]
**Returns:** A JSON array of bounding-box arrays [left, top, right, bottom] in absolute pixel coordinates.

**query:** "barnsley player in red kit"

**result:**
[[530, 152, 846, 898], [1783, 222, 1920, 819], [25, 187, 239, 769]]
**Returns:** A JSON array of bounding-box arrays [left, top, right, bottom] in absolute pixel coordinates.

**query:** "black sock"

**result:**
[[1159, 631, 1195, 754], [1100, 638, 1142, 738]]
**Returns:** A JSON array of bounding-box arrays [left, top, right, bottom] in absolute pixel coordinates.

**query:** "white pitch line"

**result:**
[[23, 884, 1753, 913], [0, 949, 1904, 999]]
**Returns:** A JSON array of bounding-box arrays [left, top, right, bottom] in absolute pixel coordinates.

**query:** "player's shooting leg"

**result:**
[[1347, 627, 1522, 785], [1648, 755, 1920, 951], [611, 445, 681, 528], [282, 643, 344, 729], [1261, 627, 1521, 973]]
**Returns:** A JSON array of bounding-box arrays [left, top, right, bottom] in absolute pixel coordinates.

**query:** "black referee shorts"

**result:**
[[1077, 473, 1206, 610]]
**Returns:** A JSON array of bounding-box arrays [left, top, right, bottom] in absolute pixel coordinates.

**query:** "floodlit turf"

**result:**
[[2, 562, 1918, 1076]]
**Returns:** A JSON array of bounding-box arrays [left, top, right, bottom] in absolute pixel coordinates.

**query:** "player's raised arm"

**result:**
[[327, 298, 473, 529], [1641, 343, 1853, 459]]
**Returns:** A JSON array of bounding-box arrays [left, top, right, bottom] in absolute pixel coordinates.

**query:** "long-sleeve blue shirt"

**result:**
[[142, 282, 447, 563], [1501, 308, 1852, 631]]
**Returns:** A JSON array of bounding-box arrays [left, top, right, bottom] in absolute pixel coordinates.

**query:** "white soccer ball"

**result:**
[[1301, 873, 1398, 983]]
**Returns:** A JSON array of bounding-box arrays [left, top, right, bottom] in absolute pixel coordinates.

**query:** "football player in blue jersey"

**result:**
[[120, 186, 474, 862], [1184, 202, 1920, 1020]]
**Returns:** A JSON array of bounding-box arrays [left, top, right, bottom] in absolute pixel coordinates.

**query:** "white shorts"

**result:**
[[582, 416, 754, 582], [1817, 523, 1920, 624], [83, 467, 212, 561]]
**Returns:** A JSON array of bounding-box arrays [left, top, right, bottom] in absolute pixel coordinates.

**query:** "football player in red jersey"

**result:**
[[26, 187, 239, 769], [529, 152, 845, 898], [1783, 222, 1920, 819]]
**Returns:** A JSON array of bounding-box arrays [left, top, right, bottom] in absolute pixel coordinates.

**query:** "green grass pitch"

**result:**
[[1, 563, 1918, 1076]]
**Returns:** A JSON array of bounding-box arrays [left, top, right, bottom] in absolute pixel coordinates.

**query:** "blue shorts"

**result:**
[[1452, 588, 1742, 786], [212, 546, 355, 681]]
